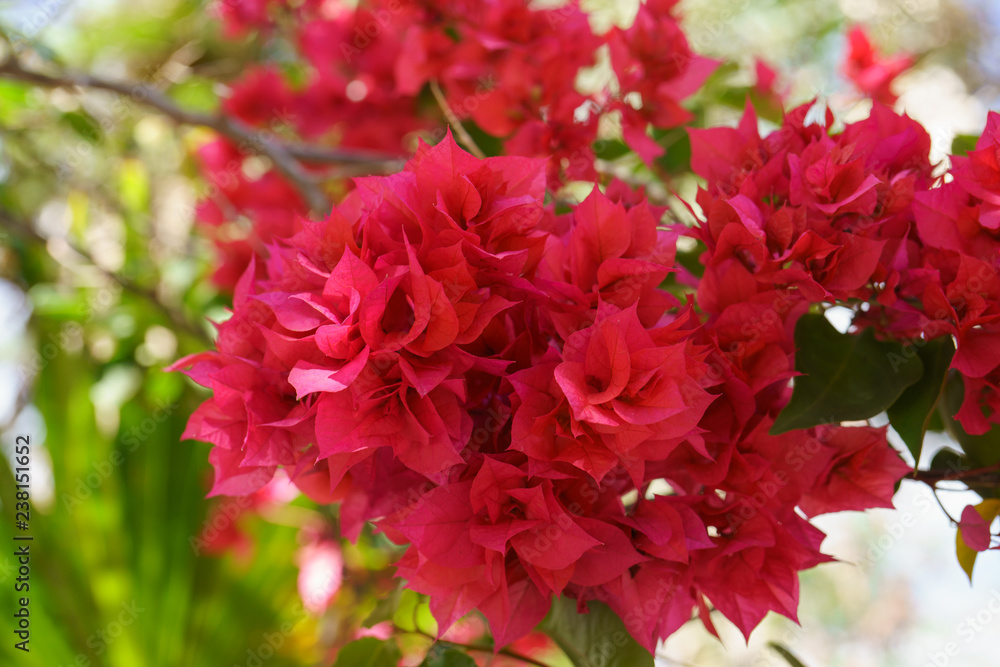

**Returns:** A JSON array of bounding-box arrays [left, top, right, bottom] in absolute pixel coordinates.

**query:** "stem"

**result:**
[[430, 79, 486, 159], [928, 486, 960, 526], [0, 57, 403, 214], [910, 461, 1000, 485]]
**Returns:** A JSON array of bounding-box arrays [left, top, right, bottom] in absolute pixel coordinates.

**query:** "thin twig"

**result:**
[[429, 79, 486, 159], [928, 487, 960, 526], [0, 57, 403, 214], [0, 208, 212, 345]]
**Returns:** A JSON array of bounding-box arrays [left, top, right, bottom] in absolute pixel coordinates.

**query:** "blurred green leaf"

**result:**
[[363, 584, 404, 628], [594, 139, 631, 161], [119, 159, 150, 214], [61, 111, 104, 143], [420, 645, 477, 667], [168, 78, 220, 114], [653, 129, 691, 174], [951, 134, 979, 157], [331, 637, 402, 667], [768, 642, 810, 667]]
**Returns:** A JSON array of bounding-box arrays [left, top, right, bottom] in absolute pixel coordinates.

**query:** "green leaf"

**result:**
[[653, 129, 691, 174], [389, 589, 437, 635], [460, 120, 504, 158], [119, 159, 150, 214], [540, 597, 653, 667], [594, 139, 631, 161], [332, 638, 403, 667], [391, 589, 421, 632], [61, 111, 103, 143], [363, 585, 404, 628], [930, 447, 966, 474], [887, 337, 956, 462], [956, 499, 1000, 582], [926, 408, 945, 433], [768, 642, 810, 667], [771, 314, 924, 434], [167, 77, 220, 114], [420, 645, 477, 667], [951, 134, 979, 157]]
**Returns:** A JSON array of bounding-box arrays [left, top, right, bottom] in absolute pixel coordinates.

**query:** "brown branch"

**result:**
[[910, 460, 1000, 485], [0, 57, 404, 213], [430, 79, 486, 159], [0, 208, 213, 346]]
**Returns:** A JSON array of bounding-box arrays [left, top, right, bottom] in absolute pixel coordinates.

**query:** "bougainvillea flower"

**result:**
[[842, 25, 913, 104]]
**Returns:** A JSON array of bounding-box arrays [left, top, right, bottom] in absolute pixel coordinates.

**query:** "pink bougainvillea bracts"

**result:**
[[193, 0, 715, 291], [174, 129, 920, 649]]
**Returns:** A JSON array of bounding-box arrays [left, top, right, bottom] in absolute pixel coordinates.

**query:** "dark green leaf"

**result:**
[[930, 447, 967, 475], [768, 642, 810, 667], [540, 597, 653, 667], [594, 139, 631, 161], [771, 314, 924, 434], [461, 121, 504, 158], [951, 134, 979, 157], [332, 638, 402, 667], [61, 111, 103, 143], [420, 646, 477, 667], [655, 130, 691, 174], [927, 408, 945, 433], [887, 337, 956, 462]]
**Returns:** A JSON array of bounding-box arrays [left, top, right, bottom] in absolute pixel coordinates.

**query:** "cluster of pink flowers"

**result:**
[[177, 0, 1000, 654], [194, 0, 715, 289], [174, 128, 920, 649], [690, 99, 1000, 439], [887, 113, 1000, 433]]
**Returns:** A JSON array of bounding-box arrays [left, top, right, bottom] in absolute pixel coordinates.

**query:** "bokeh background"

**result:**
[[0, 0, 998, 665]]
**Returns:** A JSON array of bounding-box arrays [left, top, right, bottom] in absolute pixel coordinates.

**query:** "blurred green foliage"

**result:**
[[0, 1, 330, 665]]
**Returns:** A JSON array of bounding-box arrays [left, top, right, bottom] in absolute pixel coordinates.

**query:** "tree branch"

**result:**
[[0, 208, 213, 346], [0, 57, 404, 214], [910, 461, 1000, 486]]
